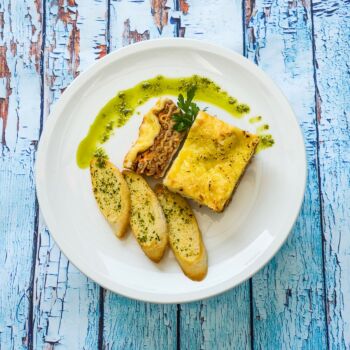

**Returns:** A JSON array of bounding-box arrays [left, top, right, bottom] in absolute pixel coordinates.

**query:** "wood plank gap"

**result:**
[[98, 2, 111, 345], [249, 279, 254, 350], [243, 2, 254, 348], [107, 0, 112, 53], [309, 1, 330, 348], [38, 0, 47, 138], [29, 1, 47, 348], [174, 3, 182, 347], [177, 304, 181, 350], [27, 199, 39, 350], [174, 0, 181, 37], [98, 287, 105, 350], [241, 0, 247, 57]]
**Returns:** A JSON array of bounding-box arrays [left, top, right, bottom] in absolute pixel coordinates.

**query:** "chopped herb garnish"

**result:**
[[236, 103, 250, 114], [94, 148, 108, 168], [172, 86, 200, 132]]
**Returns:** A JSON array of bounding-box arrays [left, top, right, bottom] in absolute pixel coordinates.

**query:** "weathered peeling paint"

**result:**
[[32, 1, 107, 348], [151, 0, 170, 33], [33, 224, 100, 349], [179, 0, 243, 52], [109, 0, 177, 49], [246, 0, 327, 348], [0, 0, 42, 349], [122, 18, 150, 45], [180, 285, 251, 350], [312, 0, 350, 348], [179, 0, 189, 14], [103, 292, 177, 349]]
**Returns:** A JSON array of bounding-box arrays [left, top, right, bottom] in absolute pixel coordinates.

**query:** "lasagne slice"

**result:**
[[124, 98, 185, 178], [163, 111, 259, 212]]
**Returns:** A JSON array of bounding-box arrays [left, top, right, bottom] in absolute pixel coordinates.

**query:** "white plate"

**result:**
[[36, 39, 306, 303]]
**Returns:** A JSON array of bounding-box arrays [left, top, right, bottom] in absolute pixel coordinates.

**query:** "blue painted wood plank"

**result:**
[[179, 0, 243, 52], [245, 0, 327, 348], [103, 292, 177, 349], [180, 285, 251, 350], [109, 0, 177, 48], [0, 0, 42, 348], [178, 1, 252, 349], [32, 1, 108, 348], [102, 2, 178, 349], [312, 0, 350, 348]]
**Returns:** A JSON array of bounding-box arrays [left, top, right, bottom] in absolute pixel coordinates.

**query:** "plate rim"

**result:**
[[35, 38, 307, 304]]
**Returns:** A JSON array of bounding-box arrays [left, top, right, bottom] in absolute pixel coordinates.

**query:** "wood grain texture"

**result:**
[[101, 2, 178, 349], [178, 2, 251, 349], [312, 0, 350, 348], [179, 0, 243, 52], [103, 292, 176, 350], [1, 0, 349, 349], [245, 0, 327, 348], [32, 1, 108, 348], [0, 1, 42, 349], [109, 0, 177, 48], [180, 285, 251, 350]]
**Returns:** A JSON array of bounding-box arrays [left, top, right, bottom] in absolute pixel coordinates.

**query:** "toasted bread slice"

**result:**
[[90, 158, 130, 238], [124, 98, 185, 178], [155, 185, 208, 281], [123, 170, 168, 262]]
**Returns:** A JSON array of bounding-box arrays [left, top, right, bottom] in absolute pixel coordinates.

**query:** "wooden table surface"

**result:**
[[0, 0, 349, 349]]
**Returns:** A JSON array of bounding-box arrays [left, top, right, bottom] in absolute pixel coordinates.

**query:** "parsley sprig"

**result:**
[[172, 86, 200, 132]]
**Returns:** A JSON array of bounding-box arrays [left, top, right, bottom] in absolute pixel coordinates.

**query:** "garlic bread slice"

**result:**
[[155, 185, 208, 281], [123, 170, 168, 262], [90, 158, 130, 238]]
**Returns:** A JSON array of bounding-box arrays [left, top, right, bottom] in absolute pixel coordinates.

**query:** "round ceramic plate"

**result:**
[[36, 39, 306, 303]]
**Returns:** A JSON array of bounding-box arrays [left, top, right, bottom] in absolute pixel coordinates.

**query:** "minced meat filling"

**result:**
[[133, 99, 185, 178]]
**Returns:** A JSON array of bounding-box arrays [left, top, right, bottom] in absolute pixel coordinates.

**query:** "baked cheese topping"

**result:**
[[123, 99, 167, 168], [163, 111, 259, 212]]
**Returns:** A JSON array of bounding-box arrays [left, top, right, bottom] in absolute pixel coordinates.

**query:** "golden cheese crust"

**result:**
[[163, 111, 259, 212]]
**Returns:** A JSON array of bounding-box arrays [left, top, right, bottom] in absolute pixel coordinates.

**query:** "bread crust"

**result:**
[[90, 159, 130, 238], [123, 170, 168, 262], [155, 184, 208, 281]]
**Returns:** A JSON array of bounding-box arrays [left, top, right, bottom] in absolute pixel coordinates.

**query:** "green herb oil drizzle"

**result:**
[[77, 75, 273, 168]]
